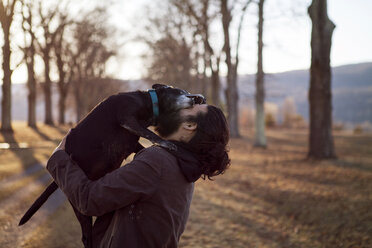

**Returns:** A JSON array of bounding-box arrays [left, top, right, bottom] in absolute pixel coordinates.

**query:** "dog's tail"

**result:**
[[19, 181, 59, 226]]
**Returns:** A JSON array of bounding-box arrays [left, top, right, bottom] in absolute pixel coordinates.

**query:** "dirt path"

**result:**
[[0, 163, 66, 248]]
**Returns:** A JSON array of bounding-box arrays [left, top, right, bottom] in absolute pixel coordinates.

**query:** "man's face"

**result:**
[[156, 104, 208, 140]]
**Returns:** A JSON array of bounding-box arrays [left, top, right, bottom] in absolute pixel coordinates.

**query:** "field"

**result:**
[[0, 122, 371, 248]]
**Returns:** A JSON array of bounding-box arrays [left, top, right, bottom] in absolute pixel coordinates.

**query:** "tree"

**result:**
[[78, 78, 122, 115], [220, 0, 252, 138], [142, 2, 201, 92], [35, 1, 66, 125], [281, 97, 296, 127], [171, 0, 222, 106], [220, 0, 239, 137], [0, 0, 19, 132], [281, 97, 305, 128], [21, 0, 37, 128], [69, 7, 117, 121], [308, 0, 336, 159], [254, 0, 266, 147], [265, 112, 276, 128], [146, 35, 194, 90], [53, 11, 72, 124]]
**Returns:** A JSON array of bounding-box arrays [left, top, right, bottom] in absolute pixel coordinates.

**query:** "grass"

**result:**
[[0, 122, 71, 180], [179, 129, 372, 248], [0, 123, 371, 247]]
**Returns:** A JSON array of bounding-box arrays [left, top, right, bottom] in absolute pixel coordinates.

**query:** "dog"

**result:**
[[19, 83, 206, 247]]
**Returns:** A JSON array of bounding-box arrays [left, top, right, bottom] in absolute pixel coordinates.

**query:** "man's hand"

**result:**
[[53, 129, 71, 154]]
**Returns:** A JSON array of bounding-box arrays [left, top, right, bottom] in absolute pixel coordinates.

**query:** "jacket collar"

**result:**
[[165, 141, 203, 182]]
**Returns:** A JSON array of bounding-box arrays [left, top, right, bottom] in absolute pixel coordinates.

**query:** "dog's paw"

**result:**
[[159, 141, 177, 151]]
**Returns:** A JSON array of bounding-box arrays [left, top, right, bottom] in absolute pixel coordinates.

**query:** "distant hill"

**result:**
[[237, 62, 372, 124], [2, 62, 372, 125]]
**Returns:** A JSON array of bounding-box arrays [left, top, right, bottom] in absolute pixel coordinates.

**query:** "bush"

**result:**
[[353, 126, 363, 134], [265, 112, 276, 128]]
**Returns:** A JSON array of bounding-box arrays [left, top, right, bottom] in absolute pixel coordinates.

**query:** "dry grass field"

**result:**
[[0, 122, 371, 248]]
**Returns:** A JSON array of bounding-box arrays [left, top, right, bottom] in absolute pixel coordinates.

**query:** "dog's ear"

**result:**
[[152, 84, 170, 90]]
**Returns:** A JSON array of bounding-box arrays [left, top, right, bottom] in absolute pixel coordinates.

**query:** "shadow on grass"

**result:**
[[246, 183, 372, 247], [30, 125, 69, 145], [192, 192, 295, 247], [332, 159, 372, 173], [1, 131, 40, 169], [31, 127, 53, 141], [267, 136, 307, 149], [53, 125, 70, 136]]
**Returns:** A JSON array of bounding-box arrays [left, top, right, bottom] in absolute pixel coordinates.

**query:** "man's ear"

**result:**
[[182, 122, 197, 131]]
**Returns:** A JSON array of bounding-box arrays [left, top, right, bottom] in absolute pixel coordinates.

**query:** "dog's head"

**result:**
[[152, 84, 206, 113]]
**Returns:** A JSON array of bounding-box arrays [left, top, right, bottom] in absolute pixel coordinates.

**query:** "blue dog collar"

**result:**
[[148, 89, 159, 125]]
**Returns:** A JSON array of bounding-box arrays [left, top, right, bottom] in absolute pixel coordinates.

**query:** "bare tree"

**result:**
[[69, 7, 117, 121], [281, 97, 306, 128], [254, 0, 266, 147], [146, 35, 194, 90], [172, 0, 222, 105], [0, 0, 20, 132], [308, 0, 336, 158], [35, 1, 65, 125], [21, 0, 37, 128], [53, 12, 72, 124], [79, 78, 122, 115], [220, 0, 239, 137], [142, 2, 200, 92], [220, 0, 253, 138], [232, 0, 252, 108], [282, 97, 297, 125]]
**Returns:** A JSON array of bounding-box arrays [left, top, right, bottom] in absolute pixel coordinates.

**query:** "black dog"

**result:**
[[19, 84, 206, 247]]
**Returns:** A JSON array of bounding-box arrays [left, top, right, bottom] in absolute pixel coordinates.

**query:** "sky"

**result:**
[[7, 0, 372, 83]]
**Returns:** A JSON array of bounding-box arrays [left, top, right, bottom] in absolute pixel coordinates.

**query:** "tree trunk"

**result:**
[[221, 0, 240, 138], [26, 52, 37, 128], [254, 0, 266, 147], [1, 25, 13, 132], [73, 79, 84, 122], [58, 92, 66, 124], [308, 0, 336, 159], [210, 58, 220, 107], [43, 48, 54, 125], [22, 1, 37, 128], [56, 43, 67, 124]]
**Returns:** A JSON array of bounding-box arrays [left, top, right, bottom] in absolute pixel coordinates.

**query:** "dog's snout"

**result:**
[[186, 94, 206, 105]]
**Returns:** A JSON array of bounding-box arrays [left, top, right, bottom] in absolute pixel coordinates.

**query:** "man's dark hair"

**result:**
[[156, 105, 230, 179], [187, 105, 230, 179]]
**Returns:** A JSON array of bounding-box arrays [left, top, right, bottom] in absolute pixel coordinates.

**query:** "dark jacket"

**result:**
[[47, 144, 201, 248]]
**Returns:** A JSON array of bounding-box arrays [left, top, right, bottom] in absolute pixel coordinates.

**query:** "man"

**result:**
[[47, 104, 230, 248]]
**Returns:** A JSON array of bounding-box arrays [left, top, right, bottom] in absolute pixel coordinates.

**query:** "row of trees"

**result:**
[[0, 0, 119, 130], [141, 0, 335, 158], [141, 0, 253, 139], [0, 0, 336, 159]]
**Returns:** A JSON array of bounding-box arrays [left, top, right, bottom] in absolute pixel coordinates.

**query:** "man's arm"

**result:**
[[47, 149, 161, 216]]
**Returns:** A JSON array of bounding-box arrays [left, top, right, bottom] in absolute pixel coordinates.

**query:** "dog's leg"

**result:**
[[71, 204, 93, 248], [121, 118, 177, 151]]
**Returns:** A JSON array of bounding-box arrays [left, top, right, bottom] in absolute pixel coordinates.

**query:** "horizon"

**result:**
[[6, 61, 372, 127], [7, 60, 372, 85]]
